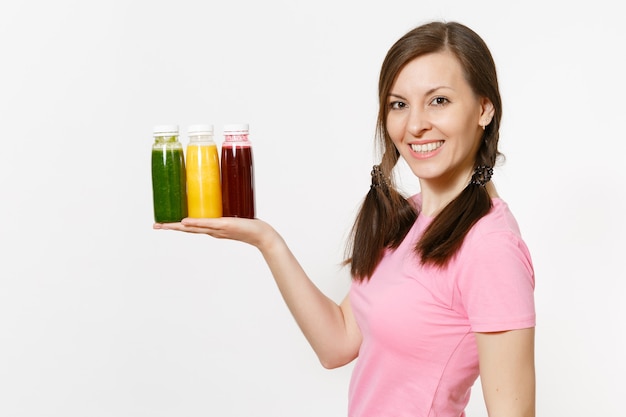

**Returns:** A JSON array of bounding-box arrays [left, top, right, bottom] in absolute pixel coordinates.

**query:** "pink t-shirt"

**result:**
[[349, 196, 535, 417]]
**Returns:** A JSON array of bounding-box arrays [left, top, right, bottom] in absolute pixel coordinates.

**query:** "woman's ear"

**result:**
[[479, 97, 495, 127]]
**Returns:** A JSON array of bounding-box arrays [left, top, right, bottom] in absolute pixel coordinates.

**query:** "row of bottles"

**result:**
[[151, 123, 255, 223]]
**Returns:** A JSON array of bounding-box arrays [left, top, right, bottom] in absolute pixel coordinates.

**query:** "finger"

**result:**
[[177, 226, 231, 238], [181, 217, 254, 235], [180, 217, 228, 228], [155, 222, 187, 231]]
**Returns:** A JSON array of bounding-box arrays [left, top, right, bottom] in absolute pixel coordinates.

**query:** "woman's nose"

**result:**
[[407, 108, 432, 136]]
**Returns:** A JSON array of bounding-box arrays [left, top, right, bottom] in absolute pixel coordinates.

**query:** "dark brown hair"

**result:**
[[346, 21, 503, 280]]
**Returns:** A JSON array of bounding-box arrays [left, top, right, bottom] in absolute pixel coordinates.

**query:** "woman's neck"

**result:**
[[419, 181, 499, 217]]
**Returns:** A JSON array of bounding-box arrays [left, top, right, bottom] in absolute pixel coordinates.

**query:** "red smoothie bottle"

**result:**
[[220, 123, 255, 218]]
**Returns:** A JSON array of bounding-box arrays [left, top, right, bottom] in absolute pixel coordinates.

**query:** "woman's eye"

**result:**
[[430, 96, 449, 106], [389, 101, 407, 110]]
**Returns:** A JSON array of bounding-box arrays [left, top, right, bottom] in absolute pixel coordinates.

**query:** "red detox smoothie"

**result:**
[[221, 143, 255, 218]]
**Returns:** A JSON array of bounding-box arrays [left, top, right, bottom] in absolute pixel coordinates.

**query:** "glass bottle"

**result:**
[[220, 123, 255, 218], [186, 124, 222, 218], [151, 124, 188, 223]]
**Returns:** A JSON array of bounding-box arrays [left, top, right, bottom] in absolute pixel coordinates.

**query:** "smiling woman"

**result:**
[[155, 20, 535, 417], [385, 52, 493, 186], [343, 22, 534, 417]]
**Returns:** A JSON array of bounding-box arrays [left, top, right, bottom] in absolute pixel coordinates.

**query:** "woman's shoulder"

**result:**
[[471, 198, 524, 239], [407, 193, 524, 239], [453, 198, 534, 281]]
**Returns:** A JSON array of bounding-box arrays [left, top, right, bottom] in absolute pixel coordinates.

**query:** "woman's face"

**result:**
[[386, 51, 493, 191]]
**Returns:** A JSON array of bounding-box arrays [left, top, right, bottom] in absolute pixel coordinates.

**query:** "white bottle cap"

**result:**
[[223, 123, 249, 134], [188, 124, 214, 135], [153, 124, 179, 136]]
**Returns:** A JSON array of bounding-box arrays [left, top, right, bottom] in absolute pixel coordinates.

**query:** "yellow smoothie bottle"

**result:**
[[186, 124, 222, 218]]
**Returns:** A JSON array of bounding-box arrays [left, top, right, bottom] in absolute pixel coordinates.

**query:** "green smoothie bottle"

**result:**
[[151, 125, 188, 223]]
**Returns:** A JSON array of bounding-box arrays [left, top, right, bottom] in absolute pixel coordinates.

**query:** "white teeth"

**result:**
[[410, 141, 443, 153]]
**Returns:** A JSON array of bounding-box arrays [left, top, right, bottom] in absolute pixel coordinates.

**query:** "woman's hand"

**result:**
[[153, 217, 280, 251]]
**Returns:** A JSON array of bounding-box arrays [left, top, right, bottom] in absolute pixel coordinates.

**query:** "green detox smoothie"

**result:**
[[152, 144, 188, 223]]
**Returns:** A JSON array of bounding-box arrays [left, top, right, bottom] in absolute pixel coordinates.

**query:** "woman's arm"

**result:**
[[155, 217, 362, 369], [475, 327, 535, 417]]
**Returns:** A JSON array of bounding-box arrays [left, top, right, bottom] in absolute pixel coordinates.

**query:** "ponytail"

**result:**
[[345, 152, 417, 281], [416, 176, 492, 268]]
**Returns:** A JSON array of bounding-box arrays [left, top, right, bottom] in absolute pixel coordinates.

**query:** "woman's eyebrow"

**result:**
[[388, 85, 454, 100], [388, 93, 407, 100]]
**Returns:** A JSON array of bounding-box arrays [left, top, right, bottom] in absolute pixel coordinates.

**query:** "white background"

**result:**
[[1, 1, 624, 416]]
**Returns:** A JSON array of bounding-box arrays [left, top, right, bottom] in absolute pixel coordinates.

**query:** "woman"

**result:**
[[155, 21, 536, 417]]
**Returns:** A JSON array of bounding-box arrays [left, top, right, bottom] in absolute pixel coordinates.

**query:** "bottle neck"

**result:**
[[189, 134, 215, 144], [154, 135, 179, 144], [224, 134, 249, 143]]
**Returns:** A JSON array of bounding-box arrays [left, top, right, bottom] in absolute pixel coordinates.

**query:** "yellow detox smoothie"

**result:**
[[186, 141, 222, 218]]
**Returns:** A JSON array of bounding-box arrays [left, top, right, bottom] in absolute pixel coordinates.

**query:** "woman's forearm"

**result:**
[[258, 233, 361, 368]]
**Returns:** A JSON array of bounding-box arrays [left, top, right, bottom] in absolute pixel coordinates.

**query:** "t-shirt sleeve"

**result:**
[[457, 230, 536, 332]]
